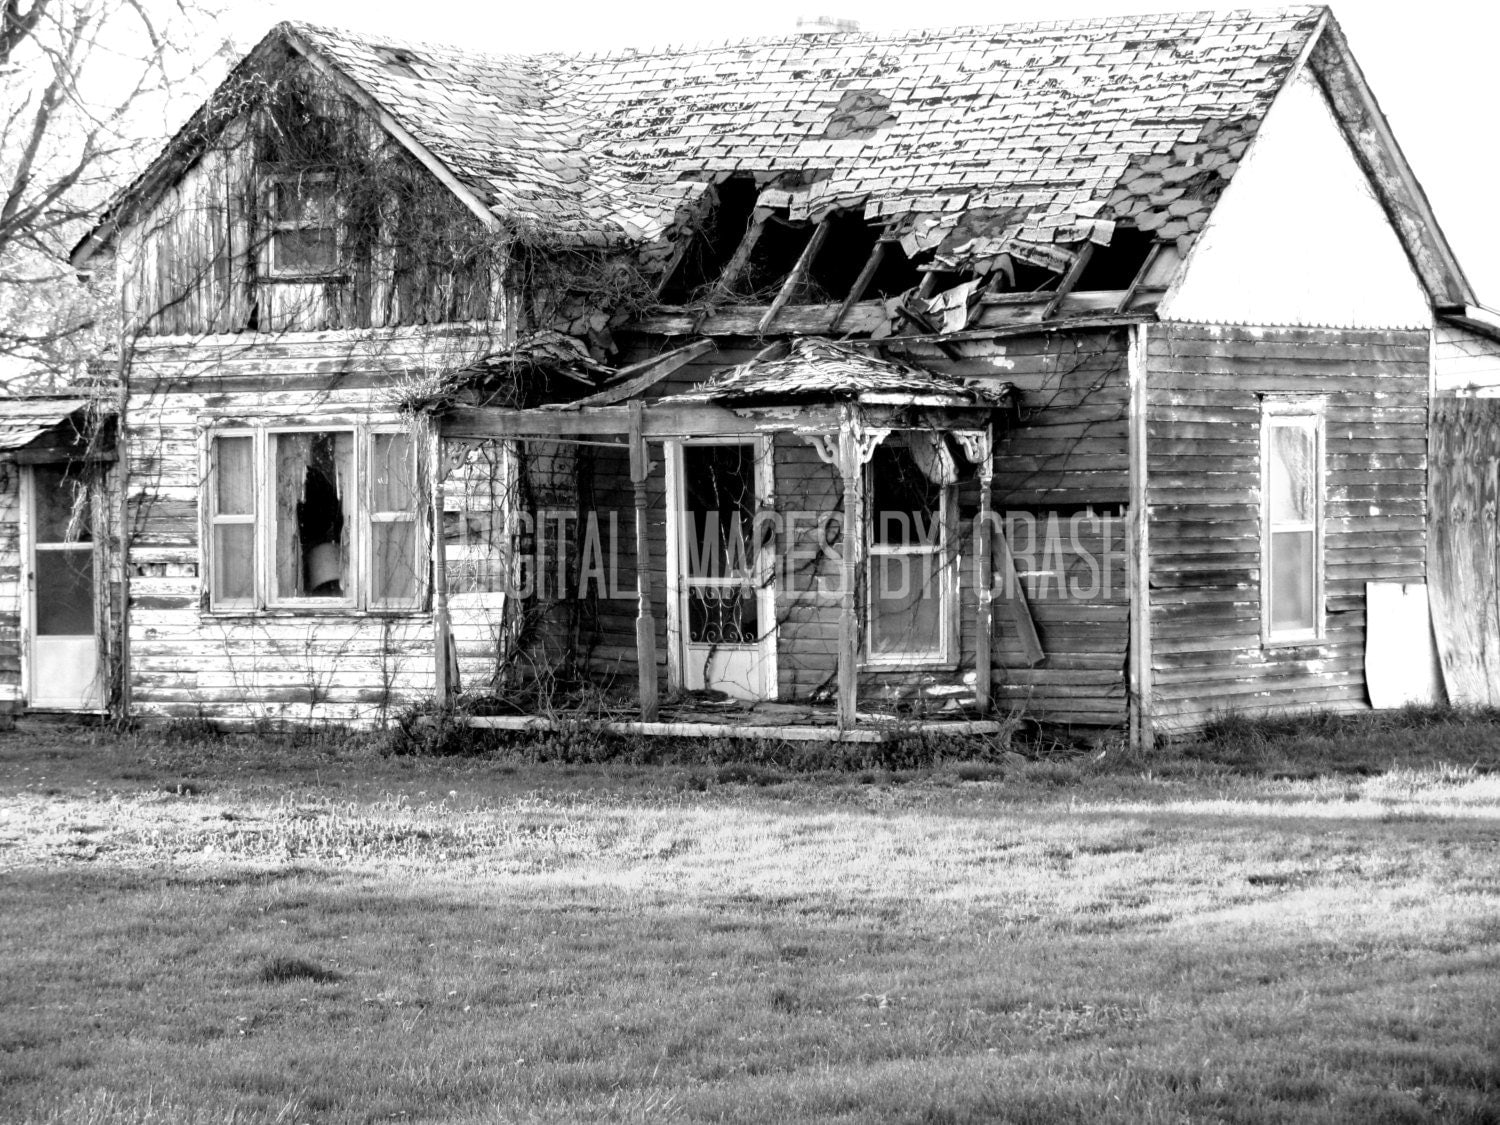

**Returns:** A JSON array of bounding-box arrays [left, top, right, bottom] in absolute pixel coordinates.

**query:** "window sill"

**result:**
[[862, 656, 959, 673], [202, 607, 429, 621], [1262, 632, 1325, 649]]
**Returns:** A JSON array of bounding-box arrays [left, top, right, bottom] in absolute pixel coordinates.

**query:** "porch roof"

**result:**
[[0, 398, 113, 461], [668, 338, 1014, 410]]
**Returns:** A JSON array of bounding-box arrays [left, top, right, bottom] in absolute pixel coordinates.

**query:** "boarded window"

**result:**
[[1263, 406, 1323, 641], [867, 435, 952, 663]]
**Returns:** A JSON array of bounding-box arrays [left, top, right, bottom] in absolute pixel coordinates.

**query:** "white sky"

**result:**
[[202, 0, 1500, 304]]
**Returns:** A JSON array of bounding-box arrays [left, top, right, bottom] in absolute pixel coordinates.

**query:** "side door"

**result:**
[[24, 463, 102, 710]]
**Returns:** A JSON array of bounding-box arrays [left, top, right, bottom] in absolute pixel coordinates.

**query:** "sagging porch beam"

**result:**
[[559, 339, 716, 410]]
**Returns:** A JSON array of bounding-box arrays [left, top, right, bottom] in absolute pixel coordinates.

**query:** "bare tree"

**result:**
[[0, 0, 225, 390]]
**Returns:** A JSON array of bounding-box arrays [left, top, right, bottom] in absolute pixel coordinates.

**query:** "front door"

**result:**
[[668, 439, 776, 700], [26, 463, 101, 710]]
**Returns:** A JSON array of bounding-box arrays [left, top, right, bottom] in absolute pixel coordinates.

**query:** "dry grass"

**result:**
[[0, 723, 1497, 1123]]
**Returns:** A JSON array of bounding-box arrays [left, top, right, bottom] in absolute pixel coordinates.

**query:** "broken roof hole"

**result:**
[[734, 216, 815, 300], [806, 211, 880, 302], [1073, 227, 1157, 291], [374, 46, 428, 77], [657, 176, 760, 303]]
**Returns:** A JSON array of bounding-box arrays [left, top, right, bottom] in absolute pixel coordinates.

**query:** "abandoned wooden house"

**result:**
[[10, 4, 1489, 742]]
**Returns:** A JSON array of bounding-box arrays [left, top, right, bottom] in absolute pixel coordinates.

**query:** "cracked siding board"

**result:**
[[1146, 322, 1429, 733], [1161, 68, 1428, 331]]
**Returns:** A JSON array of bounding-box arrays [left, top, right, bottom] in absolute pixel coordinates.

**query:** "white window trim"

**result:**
[[202, 423, 425, 616], [1261, 396, 1326, 646], [863, 434, 960, 670], [264, 172, 341, 279]]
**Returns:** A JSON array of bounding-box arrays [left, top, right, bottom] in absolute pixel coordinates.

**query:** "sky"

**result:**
[[200, 0, 1500, 303]]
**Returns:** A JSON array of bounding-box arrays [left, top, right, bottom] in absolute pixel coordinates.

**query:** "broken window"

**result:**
[[267, 175, 339, 276], [867, 434, 954, 665], [206, 427, 422, 613], [1262, 401, 1323, 642], [274, 430, 354, 602]]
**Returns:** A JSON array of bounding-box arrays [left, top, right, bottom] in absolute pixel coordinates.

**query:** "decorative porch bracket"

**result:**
[[955, 427, 996, 714]]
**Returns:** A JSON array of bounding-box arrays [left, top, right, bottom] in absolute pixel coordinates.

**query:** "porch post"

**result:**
[[629, 401, 660, 721], [430, 425, 453, 704], [975, 424, 994, 715], [837, 407, 863, 730]]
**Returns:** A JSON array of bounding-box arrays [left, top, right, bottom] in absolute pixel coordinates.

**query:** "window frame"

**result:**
[[863, 433, 960, 670], [264, 172, 342, 280], [1260, 397, 1326, 646], [202, 423, 425, 616]]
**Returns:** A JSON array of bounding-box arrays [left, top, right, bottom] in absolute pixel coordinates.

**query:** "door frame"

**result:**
[[20, 460, 104, 711], [663, 435, 778, 700]]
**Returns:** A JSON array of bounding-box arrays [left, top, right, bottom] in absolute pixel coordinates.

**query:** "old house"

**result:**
[[21, 5, 1486, 742]]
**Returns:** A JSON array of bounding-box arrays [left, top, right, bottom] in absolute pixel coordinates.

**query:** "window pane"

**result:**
[[33, 465, 91, 544], [682, 444, 755, 578], [36, 547, 94, 635], [372, 432, 416, 513], [213, 523, 255, 603], [1271, 530, 1315, 633], [1269, 424, 1315, 523], [274, 228, 336, 273], [870, 551, 942, 656], [215, 436, 254, 515], [274, 180, 335, 225], [870, 441, 940, 547], [372, 520, 417, 604], [274, 431, 353, 599], [687, 584, 758, 644]]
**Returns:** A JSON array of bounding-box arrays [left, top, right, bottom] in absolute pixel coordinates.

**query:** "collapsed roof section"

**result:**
[[75, 5, 1473, 340], [279, 10, 1325, 330]]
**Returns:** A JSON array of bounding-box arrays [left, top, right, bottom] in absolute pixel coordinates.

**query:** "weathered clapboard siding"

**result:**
[[900, 330, 1130, 507], [1434, 322, 1500, 397], [124, 327, 505, 725], [577, 332, 1133, 720], [120, 46, 503, 339], [1146, 323, 1430, 732]]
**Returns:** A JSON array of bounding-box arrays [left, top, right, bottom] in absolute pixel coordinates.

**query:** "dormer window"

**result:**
[[267, 175, 339, 277]]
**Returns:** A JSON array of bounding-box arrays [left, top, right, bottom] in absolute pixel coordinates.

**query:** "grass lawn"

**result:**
[[1, 721, 1498, 1123]]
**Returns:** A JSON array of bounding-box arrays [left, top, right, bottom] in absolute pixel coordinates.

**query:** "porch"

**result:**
[[434, 339, 1028, 735]]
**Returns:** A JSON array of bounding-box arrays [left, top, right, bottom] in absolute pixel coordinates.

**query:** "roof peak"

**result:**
[[279, 6, 1327, 66]]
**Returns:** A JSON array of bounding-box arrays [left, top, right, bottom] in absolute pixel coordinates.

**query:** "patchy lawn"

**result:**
[[1, 726, 1498, 1124]]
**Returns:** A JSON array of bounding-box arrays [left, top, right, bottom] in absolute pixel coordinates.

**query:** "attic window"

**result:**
[[268, 175, 339, 276]]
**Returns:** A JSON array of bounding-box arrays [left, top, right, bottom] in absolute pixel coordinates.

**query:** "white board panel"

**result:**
[[1365, 582, 1443, 708], [1162, 68, 1429, 330]]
